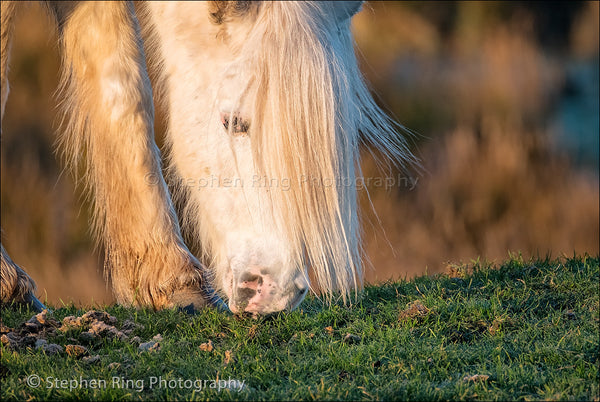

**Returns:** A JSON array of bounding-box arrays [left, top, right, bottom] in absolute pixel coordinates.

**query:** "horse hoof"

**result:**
[[171, 288, 230, 315], [23, 293, 48, 313]]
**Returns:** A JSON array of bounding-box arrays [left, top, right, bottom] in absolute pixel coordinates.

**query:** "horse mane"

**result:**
[[239, 2, 417, 300]]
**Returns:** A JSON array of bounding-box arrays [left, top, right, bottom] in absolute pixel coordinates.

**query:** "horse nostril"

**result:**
[[239, 272, 262, 286], [221, 112, 250, 135], [237, 287, 257, 301]]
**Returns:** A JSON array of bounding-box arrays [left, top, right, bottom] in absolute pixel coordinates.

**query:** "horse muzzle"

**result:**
[[227, 267, 309, 315]]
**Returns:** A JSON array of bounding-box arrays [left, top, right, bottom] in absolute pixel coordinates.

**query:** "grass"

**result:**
[[1, 254, 598, 401]]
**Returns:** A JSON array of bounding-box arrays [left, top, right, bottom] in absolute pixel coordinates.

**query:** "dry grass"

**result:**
[[354, 1, 599, 281], [1, 2, 598, 305]]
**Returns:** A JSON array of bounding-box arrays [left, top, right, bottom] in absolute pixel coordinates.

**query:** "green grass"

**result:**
[[1, 255, 598, 401]]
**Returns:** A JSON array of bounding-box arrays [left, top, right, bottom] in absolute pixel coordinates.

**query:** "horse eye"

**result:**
[[221, 113, 250, 136]]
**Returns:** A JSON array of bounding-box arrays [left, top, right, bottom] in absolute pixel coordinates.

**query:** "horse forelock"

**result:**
[[250, 2, 418, 300], [228, 2, 415, 300]]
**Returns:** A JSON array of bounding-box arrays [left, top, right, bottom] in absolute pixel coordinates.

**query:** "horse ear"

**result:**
[[330, 1, 364, 22], [208, 1, 256, 24]]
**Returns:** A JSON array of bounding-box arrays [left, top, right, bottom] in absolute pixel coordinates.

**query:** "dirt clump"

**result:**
[[398, 300, 432, 323], [1, 309, 146, 356], [65, 344, 88, 358]]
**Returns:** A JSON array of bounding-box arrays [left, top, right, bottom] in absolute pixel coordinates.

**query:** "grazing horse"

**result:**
[[0, 1, 415, 315]]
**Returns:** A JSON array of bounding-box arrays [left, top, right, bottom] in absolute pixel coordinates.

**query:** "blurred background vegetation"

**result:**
[[1, 1, 598, 305]]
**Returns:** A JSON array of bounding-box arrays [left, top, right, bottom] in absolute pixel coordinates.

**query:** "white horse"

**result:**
[[1, 1, 415, 315]]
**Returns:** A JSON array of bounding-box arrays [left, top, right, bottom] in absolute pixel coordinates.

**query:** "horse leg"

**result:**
[[1, 245, 45, 311], [49, 1, 222, 311], [0, 1, 45, 311]]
